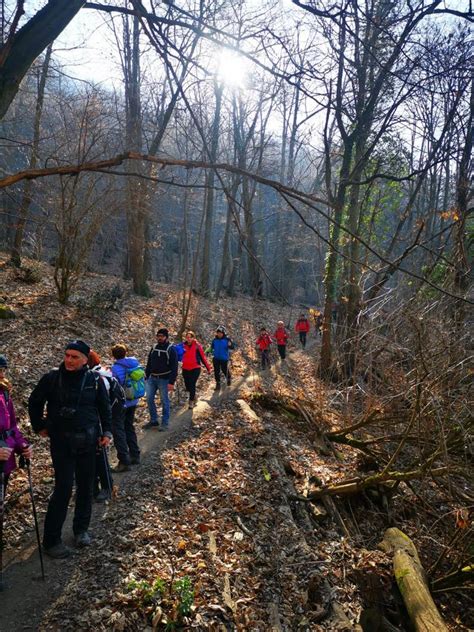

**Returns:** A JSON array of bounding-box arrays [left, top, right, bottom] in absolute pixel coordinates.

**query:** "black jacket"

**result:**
[[28, 363, 112, 435], [145, 343, 178, 383]]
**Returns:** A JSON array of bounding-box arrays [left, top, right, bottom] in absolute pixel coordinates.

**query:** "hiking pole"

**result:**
[[19, 454, 45, 582], [0, 450, 5, 591], [102, 446, 113, 499]]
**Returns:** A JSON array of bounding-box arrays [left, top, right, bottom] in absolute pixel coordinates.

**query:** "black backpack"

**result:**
[[103, 375, 126, 413]]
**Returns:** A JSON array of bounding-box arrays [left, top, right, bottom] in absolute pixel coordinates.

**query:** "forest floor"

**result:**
[[0, 255, 471, 631]]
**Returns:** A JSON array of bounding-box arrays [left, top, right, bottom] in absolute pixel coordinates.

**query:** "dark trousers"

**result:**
[[298, 331, 307, 348], [213, 358, 230, 386], [124, 407, 140, 460], [43, 432, 97, 548], [112, 406, 139, 464], [94, 448, 113, 494], [277, 344, 286, 360], [260, 348, 271, 369], [182, 368, 201, 401]]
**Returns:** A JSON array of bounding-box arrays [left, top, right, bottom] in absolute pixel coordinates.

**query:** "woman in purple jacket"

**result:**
[[0, 355, 32, 492], [110, 344, 141, 472]]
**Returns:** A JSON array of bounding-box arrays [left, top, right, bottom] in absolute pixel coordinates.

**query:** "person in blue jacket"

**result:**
[[110, 344, 141, 471], [209, 326, 235, 391]]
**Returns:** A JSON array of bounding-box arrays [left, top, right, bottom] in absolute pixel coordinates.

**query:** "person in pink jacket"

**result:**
[[0, 355, 32, 492], [181, 331, 211, 409]]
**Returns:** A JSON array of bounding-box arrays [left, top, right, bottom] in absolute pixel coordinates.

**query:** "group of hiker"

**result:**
[[0, 325, 235, 562], [0, 313, 318, 566], [255, 312, 319, 368]]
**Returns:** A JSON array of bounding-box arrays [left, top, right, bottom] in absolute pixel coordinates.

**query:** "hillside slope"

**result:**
[[0, 256, 470, 631]]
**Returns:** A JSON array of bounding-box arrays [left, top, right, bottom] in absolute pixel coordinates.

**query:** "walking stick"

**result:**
[[19, 455, 45, 581], [101, 446, 113, 497], [0, 456, 5, 591]]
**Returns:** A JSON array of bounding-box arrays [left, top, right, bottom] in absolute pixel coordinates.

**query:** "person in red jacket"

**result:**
[[273, 321, 289, 361], [295, 313, 310, 349], [256, 327, 272, 369], [181, 331, 211, 409]]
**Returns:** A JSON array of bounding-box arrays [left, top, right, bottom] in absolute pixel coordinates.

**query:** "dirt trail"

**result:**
[[0, 395, 199, 631], [0, 339, 320, 631]]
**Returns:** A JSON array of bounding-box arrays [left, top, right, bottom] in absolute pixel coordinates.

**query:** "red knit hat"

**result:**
[[87, 350, 101, 368]]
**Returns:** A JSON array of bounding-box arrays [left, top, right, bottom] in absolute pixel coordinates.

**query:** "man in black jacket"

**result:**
[[28, 340, 112, 559], [144, 328, 178, 430]]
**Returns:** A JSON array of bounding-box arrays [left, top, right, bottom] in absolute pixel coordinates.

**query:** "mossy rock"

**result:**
[[0, 304, 16, 319]]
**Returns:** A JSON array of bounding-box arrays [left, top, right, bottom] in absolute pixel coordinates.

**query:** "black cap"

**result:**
[[65, 340, 90, 357], [157, 328, 169, 338], [0, 355, 7, 368]]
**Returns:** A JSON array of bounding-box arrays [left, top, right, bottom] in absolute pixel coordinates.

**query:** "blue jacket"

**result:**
[[112, 356, 140, 408], [211, 336, 234, 361]]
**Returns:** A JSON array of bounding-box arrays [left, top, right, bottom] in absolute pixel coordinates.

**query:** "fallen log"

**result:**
[[290, 466, 453, 502], [378, 528, 448, 632]]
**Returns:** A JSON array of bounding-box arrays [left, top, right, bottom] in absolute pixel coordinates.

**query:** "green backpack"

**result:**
[[124, 366, 146, 400]]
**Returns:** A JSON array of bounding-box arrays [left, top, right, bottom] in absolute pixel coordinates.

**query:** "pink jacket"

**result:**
[[0, 388, 28, 477]]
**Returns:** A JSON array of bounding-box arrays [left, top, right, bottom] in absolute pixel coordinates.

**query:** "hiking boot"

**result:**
[[74, 532, 91, 548], [143, 421, 159, 430], [44, 543, 73, 559], [94, 489, 111, 503], [188, 400, 195, 409], [158, 425, 169, 432], [214, 384, 221, 392], [112, 462, 131, 473], [226, 376, 231, 386], [130, 456, 141, 465]]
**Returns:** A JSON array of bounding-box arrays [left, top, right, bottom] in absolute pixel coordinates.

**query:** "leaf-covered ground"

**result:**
[[0, 256, 471, 630]]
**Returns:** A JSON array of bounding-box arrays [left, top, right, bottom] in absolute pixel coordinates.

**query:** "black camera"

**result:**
[[59, 406, 77, 419]]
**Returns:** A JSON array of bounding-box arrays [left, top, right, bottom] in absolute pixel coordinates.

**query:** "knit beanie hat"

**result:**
[[88, 350, 101, 368], [216, 326, 226, 335], [0, 355, 7, 369], [157, 328, 169, 338], [65, 340, 90, 357]]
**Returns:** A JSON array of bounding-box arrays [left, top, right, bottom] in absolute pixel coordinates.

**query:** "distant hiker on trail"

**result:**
[[256, 327, 272, 369], [88, 351, 118, 502], [0, 354, 32, 494], [110, 344, 141, 468], [181, 331, 211, 409], [144, 329, 178, 430], [295, 313, 310, 348], [273, 321, 289, 360], [28, 340, 112, 558], [209, 326, 235, 391]]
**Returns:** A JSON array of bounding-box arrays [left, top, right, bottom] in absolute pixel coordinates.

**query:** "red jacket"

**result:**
[[295, 318, 310, 333], [182, 340, 211, 372], [256, 332, 272, 351], [274, 327, 289, 345]]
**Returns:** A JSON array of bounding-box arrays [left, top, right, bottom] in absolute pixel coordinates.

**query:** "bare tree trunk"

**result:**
[[200, 82, 223, 294], [123, 15, 149, 295], [452, 77, 473, 321], [0, 1, 85, 120], [10, 44, 52, 267]]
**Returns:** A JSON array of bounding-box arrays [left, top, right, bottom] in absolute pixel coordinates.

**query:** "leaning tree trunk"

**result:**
[[0, 0, 85, 120]]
